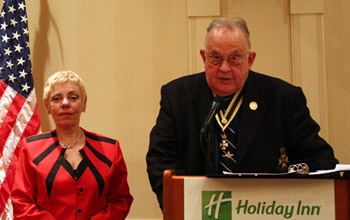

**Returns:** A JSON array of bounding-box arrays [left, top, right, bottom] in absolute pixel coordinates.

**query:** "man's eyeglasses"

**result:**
[[207, 53, 248, 66]]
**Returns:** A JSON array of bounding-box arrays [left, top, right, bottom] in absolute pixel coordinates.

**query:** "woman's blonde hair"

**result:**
[[43, 70, 87, 102]]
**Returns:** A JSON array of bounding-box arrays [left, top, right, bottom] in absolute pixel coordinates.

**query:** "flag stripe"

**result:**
[[0, 92, 26, 156], [0, 80, 8, 100], [0, 104, 40, 214], [0, 81, 16, 125], [1, 88, 37, 162]]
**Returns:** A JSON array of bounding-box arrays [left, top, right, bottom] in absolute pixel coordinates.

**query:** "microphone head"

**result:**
[[200, 96, 225, 134], [212, 96, 225, 111]]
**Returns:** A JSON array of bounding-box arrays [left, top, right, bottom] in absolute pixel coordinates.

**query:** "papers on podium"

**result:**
[[222, 164, 350, 177]]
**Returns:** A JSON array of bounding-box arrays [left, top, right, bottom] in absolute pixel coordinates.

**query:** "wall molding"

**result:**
[[290, 0, 329, 140], [187, 0, 220, 74]]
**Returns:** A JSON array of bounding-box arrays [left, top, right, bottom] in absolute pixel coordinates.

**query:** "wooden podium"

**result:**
[[163, 169, 350, 220]]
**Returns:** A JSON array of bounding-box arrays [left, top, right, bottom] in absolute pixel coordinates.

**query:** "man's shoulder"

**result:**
[[247, 71, 302, 103], [159, 72, 209, 104], [249, 71, 298, 90]]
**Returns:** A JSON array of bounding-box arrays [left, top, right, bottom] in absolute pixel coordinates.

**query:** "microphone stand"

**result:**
[[200, 124, 214, 175]]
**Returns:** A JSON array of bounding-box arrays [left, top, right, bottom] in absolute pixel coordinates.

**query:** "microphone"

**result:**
[[200, 96, 225, 134], [200, 96, 224, 174]]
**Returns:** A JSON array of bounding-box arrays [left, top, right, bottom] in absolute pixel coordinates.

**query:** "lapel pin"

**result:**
[[249, 101, 258, 111]]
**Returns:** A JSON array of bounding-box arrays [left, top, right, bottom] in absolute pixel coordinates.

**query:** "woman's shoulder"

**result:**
[[82, 129, 123, 163], [83, 129, 117, 145], [19, 131, 57, 159], [25, 130, 56, 143]]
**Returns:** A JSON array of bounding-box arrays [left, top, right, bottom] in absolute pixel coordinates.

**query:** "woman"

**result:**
[[11, 71, 133, 219]]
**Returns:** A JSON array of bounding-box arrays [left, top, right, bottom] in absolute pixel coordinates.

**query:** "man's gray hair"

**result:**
[[205, 17, 251, 50]]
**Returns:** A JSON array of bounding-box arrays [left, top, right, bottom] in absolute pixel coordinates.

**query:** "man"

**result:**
[[146, 17, 338, 209]]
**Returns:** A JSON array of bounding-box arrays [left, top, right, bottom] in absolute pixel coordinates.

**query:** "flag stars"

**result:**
[[2, 34, 10, 43], [18, 2, 26, 10], [8, 5, 16, 14], [17, 57, 25, 66], [1, 21, 8, 30], [21, 83, 30, 92], [2, 0, 34, 97], [10, 18, 18, 26], [4, 48, 12, 56], [6, 60, 13, 69], [9, 74, 16, 83], [21, 15, 27, 23], [12, 31, 20, 40], [19, 69, 28, 78], [14, 43, 23, 52], [23, 27, 29, 35]]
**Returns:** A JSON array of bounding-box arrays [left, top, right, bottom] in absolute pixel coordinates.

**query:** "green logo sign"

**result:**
[[201, 191, 322, 219], [202, 191, 232, 220]]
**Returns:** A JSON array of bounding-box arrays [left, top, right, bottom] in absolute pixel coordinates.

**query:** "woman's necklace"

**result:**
[[59, 130, 83, 149]]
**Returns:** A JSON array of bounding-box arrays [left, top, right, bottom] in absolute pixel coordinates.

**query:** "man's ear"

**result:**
[[247, 51, 256, 69], [200, 50, 206, 63]]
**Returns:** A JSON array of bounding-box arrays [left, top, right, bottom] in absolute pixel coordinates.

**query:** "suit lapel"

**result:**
[[192, 73, 213, 130], [236, 71, 269, 166]]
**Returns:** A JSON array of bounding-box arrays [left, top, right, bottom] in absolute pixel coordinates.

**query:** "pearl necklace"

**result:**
[[59, 130, 83, 149]]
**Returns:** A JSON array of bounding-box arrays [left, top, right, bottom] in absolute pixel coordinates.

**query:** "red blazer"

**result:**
[[12, 129, 133, 220]]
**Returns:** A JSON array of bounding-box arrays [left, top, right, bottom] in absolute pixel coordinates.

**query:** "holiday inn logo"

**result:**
[[202, 191, 232, 220], [202, 191, 322, 219]]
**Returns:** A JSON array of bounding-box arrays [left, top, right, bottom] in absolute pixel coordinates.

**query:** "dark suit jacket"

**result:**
[[146, 70, 338, 208]]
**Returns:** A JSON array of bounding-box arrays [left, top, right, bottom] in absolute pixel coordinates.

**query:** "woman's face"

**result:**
[[45, 81, 86, 129]]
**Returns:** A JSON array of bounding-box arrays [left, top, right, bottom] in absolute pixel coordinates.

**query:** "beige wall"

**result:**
[[6, 0, 348, 219], [325, 0, 350, 168]]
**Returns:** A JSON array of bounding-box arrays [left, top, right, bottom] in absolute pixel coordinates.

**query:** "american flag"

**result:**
[[0, 0, 40, 219]]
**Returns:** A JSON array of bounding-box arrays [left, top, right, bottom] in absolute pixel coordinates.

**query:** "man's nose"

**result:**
[[219, 58, 231, 72]]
